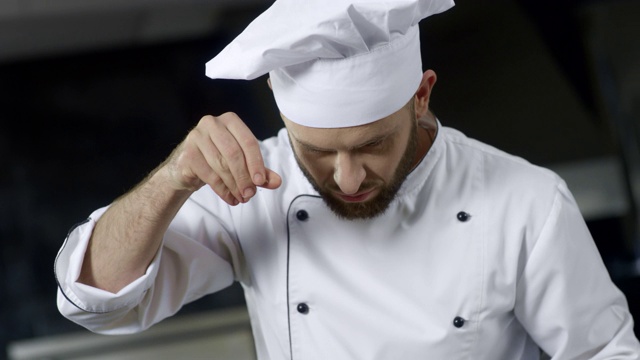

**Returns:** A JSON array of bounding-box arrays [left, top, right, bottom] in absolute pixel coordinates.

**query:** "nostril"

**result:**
[[333, 165, 366, 195]]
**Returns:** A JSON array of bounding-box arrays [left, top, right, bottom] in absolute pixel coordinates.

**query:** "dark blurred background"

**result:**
[[1, 0, 639, 358]]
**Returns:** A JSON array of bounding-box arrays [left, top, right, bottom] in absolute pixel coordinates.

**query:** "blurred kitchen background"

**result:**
[[1, 0, 639, 358]]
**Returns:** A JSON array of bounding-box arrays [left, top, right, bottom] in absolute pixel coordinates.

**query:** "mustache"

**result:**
[[323, 180, 382, 194]]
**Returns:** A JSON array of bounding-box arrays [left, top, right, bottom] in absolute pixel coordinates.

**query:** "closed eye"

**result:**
[[364, 139, 384, 148], [301, 144, 333, 155], [357, 138, 390, 154]]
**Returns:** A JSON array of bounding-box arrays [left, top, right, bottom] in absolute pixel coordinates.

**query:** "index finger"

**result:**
[[218, 112, 267, 187]]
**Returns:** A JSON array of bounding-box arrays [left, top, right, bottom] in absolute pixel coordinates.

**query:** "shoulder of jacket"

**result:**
[[440, 126, 562, 187]]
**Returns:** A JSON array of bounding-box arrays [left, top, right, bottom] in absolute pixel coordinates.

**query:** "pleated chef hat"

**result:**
[[205, 0, 454, 128]]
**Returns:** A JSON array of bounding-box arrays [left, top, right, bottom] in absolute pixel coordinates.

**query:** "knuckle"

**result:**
[[204, 169, 238, 194], [236, 173, 253, 187], [184, 130, 200, 145], [240, 135, 259, 150], [245, 151, 264, 167], [197, 115, 214, 127], [225, 146, 245, 163], [197, 115, 221, 132], [214, 153, 231, 173], [208, 174, 226, 190], [219, 111, 238, 121]]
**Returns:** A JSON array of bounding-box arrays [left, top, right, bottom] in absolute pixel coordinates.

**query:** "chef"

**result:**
[[55, 0, 640, 358]]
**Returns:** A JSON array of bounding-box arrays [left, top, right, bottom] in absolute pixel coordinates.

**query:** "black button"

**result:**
[[456, 211, 470, 222], [453, 316, 465, 328], [297, 303, 309, 314], [296, 210, 309, 221]]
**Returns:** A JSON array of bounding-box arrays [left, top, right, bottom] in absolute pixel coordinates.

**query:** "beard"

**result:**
[[292, 122, 418, 221]]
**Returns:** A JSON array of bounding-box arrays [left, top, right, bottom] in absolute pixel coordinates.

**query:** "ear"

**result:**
[[413, 70, 437, 119]]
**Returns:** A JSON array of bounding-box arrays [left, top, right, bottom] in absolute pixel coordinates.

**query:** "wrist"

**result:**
[[131, 165, 194, 211]]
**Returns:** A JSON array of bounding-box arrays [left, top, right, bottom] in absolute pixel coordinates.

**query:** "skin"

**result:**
[[78, 70, 437, 293], [285, 103, 419, 220]]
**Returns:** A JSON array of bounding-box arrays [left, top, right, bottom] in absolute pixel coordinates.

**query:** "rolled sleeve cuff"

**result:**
[[55, 207, 162, 314]]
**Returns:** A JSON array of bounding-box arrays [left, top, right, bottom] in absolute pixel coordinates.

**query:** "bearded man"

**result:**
[[56, 0, 640, 358]]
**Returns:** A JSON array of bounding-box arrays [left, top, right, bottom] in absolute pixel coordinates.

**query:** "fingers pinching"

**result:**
[[201, 112, 279, 202], [170, 113, 279, 206], [218, 113, 269, 197]]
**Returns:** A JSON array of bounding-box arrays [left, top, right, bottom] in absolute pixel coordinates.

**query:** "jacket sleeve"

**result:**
[[55, 189, 241, 334], [514, 180, 640, 358]]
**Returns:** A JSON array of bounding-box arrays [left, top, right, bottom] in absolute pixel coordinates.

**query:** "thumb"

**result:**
[[259, 168, 282, 190]]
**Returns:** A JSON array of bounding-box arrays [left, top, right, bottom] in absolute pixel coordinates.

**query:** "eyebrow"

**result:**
[[293, 131, 394, 152]]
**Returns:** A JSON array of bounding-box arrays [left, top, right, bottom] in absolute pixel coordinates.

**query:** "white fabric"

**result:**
[[205, 0, 454, 128], [56, 121, 640, 359]]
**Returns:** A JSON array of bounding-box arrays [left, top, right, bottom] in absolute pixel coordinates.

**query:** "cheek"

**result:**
[[364, 158, 398, 182], [299, 153, 335, 181], [362, 144, 406, 181]]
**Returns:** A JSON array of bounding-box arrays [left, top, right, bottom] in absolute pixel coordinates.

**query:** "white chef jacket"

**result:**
[[56, 121, 640, 359]]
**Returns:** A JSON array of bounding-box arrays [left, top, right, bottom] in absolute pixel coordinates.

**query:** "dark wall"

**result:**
[[0, 29, 283, 356], [1, 1, 638, 357]]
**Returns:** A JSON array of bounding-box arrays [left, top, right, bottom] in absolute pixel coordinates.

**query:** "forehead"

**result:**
[[283, 107, 409, 149]]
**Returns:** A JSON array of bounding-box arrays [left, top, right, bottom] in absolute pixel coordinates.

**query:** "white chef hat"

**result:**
[[205, 0, 454, 128]]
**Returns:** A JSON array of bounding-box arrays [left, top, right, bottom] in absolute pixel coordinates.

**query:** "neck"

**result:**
[[411, 114, 437, 169]]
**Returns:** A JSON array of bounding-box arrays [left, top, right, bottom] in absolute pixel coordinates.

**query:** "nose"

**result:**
[[333, 153, 366, 195]]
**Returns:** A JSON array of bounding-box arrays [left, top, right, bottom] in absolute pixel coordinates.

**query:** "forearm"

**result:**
[[78, 166, 192, 293], [76, 113, 280, 293]]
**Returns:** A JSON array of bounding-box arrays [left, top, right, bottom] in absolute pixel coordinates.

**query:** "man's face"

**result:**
[[283, 102, 418, 220]]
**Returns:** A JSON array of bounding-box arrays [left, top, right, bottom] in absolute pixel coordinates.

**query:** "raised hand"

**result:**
[[163, 112, 282, 205]]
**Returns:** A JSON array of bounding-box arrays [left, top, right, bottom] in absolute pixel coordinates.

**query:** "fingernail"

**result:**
[[243, 187, 255, 199], [232, 198, 239, 206], [253, 173, 265, 185]]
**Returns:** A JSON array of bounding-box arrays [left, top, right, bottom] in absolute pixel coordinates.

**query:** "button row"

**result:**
[[296, 301, 465, 329], [296, 209, 470, 223]]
